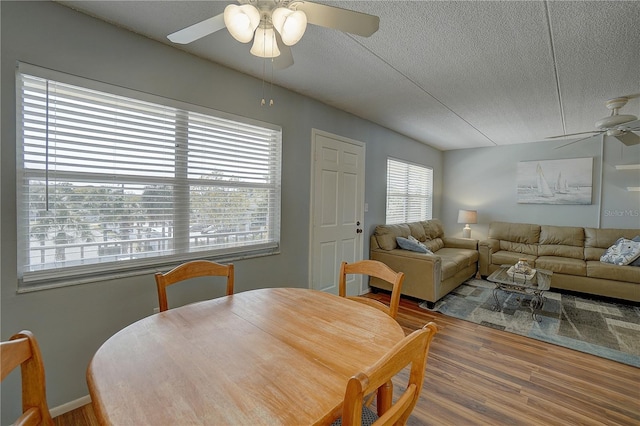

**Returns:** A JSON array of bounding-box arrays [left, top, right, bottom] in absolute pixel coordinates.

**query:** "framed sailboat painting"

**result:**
[[517, 158, 593, 204]]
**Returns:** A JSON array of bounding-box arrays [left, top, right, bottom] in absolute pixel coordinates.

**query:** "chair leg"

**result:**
[[376, 380, 394, 416]]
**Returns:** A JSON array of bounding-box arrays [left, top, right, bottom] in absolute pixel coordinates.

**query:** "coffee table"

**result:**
[[487, 264, 553, 321]]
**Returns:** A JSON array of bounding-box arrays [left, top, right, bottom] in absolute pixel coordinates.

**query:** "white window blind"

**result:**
[[16, 64, 281, 289], [386, 158, 433, 224]]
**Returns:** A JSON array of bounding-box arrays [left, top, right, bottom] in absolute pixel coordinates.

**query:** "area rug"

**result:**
[[419, 279, 640, 367]]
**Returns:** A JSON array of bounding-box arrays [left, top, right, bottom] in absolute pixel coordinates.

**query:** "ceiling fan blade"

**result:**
[[273, 32, 294, 70], [293, 1, 379, 37], [546, 130, 602, 139], [615, 132, 640, 146], [167, 14, 226, 44], [554, 134, 600, 149]]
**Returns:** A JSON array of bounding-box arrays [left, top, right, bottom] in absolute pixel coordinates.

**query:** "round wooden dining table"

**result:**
[[87, 287, 405, 425]]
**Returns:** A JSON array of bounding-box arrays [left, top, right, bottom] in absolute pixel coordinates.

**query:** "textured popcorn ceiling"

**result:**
[[55, 0, 640, 151]]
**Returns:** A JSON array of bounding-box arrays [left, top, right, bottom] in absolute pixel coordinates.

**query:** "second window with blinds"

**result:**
[[385, 158, 433, 224]]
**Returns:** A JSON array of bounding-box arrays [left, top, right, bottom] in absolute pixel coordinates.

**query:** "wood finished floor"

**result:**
[[54, 293, 640, 425]]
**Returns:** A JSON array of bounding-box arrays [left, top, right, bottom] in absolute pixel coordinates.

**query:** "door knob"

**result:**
[[356, 228, 363, 234]]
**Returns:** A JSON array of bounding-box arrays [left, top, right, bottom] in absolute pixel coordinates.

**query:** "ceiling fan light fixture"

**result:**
[[250, 26, 281, 58], [272, 7, 307, 46], [224, 4, 260, 43]]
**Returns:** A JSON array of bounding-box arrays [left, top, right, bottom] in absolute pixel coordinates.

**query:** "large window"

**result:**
[[16, 64, 281, 289], [386, 158, 433, 224]]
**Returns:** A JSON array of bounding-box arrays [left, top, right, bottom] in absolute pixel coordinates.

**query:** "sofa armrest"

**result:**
[[443, 237, 478, 250], [478, 238, 500, 276]]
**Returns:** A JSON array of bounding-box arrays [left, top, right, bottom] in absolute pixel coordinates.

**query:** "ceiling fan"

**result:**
[[167, 0, 380, 69], [549, 95, 640, 148]]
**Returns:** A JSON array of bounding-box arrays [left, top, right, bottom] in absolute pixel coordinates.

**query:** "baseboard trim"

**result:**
[[50, 395, 91, 418]]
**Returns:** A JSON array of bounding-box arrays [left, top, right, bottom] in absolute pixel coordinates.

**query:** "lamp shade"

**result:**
[[272, 7, 307, 46], [250, 26, 281, 58], [457, 209, 477, 224], [224, 4, 260, 43]]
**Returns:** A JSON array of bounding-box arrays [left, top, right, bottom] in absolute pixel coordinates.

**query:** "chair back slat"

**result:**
[[339, 260, 404, 319], [0, 337, 31, 381], [155, 260, 234, 312], [0, 330, 54, 426]]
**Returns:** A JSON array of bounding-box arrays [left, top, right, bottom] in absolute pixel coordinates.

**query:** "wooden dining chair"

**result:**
[[0, 330, 54, 426], [155, 260, 234, 312], [336, 322, 438, 426], [339, 260, 405, 319]]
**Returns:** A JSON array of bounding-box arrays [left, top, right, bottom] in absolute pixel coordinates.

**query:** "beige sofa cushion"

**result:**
[[439, 248, 479, 281], [584, 247, 603, 262], [492, 251, 537, 266], [437, 247, 479, 268], [587, 261, 640, 284], [374, 224, 410, 250], [424, 238, 444, 252], [538, 244, 583, 259], [584, 228, 640, 260], [536, 256, 586, 276], [538, 225, 585, 259], [407, 222, 427, 242], [490, 222, 540, 255], [440, 259, 459, 280], [539, 225, 585, 246], [489, 221, 541, 244], [499, 241, 538, 255], [422, 219, 444, 240]]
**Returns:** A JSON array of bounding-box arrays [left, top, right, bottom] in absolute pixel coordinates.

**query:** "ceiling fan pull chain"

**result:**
[[261, 53, 266, 106], [268, 31, 274, 106], [269, 57, 274, 106]]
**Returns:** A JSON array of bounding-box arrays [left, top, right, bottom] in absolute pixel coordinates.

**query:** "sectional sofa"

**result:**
[[369, 219, 478, 308], [479, 221, 640, 302]]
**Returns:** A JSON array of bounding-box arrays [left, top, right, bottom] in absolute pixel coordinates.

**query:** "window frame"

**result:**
[[385, 157, 433, 225], [16, 63, 282, 291]]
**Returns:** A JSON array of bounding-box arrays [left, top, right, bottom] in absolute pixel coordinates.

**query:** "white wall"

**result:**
[[0, 1, 443, 422], [442, 135, 640, 240]]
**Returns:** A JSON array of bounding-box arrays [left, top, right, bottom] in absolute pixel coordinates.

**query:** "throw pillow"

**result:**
[[632, 236, 640, 267], [396, 236, 432, 254], [600, 238, 640, 266]]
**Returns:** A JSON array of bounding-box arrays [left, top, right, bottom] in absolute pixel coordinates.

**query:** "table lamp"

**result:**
[[457, 209, 477, 238]]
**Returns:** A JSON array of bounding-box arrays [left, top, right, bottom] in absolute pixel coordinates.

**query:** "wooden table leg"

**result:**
[[376, 380, 394, 416]]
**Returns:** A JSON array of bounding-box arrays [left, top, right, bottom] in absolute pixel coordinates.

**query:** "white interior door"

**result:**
[[309, 129, 365, 295]]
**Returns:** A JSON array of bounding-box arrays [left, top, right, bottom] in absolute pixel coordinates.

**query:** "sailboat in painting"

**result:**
[[554, 171, 570, 194], [536, 163, 554, 197]]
